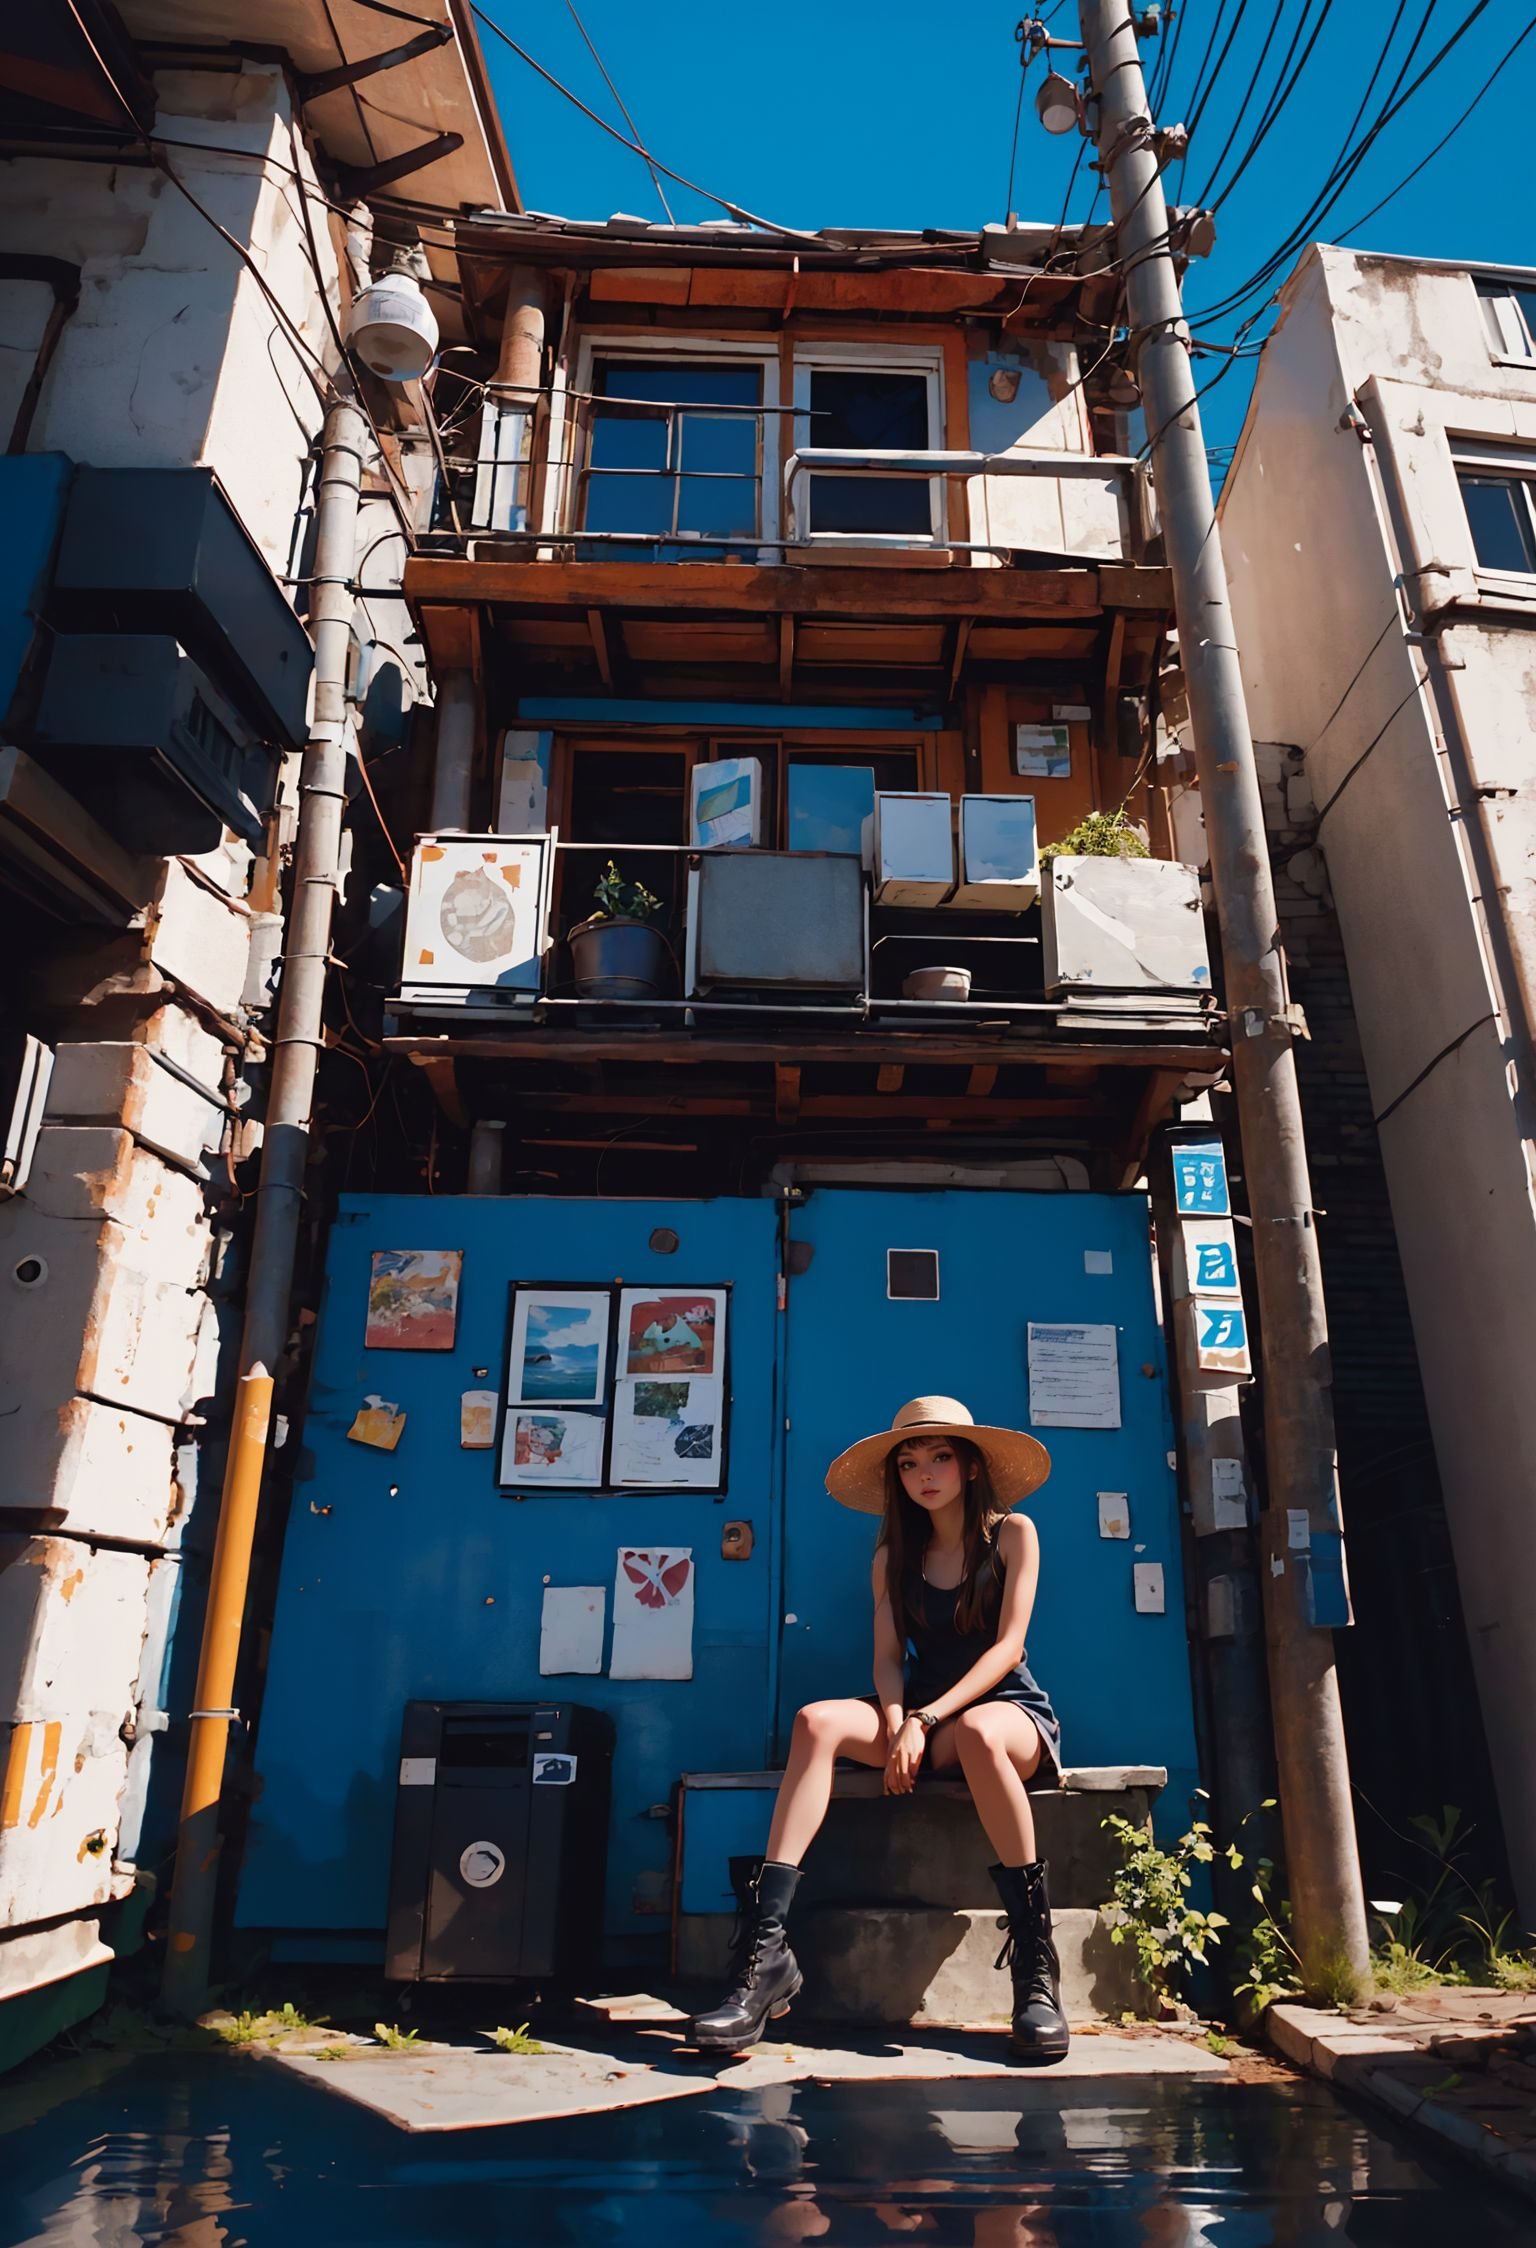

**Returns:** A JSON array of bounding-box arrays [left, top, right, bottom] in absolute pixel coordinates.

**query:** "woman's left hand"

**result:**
[[885, 1715, 927, 1795]]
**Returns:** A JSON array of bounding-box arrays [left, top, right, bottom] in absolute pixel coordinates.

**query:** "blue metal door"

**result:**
[[778, 1188, 1199, 1804]]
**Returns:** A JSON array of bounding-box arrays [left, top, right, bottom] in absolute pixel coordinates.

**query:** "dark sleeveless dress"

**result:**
[[903, 1562, 1063, 1784]]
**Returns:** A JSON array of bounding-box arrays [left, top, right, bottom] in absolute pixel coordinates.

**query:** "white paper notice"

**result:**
[[610, 1376, 723, 1488], [1287, 1508, 1312, 1551], [1027, 1322, 1121, 1429], [1210, 1456, 1249, 1528], [609, 1547, 694, 1680], [1097, 1491, 1131, 1540], [539, 1586, 605, 1675], [1133, 1562, 1166, 1614]]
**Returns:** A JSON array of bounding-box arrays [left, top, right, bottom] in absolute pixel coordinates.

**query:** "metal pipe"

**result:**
[[1079, 0, 1371, 1999], [484, 265, 545, 534], [429, 669, 477, 830], [160, 385, 369, 2015]]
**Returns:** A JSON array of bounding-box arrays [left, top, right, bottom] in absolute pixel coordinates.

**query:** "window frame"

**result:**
[[790, 342, 947, 550], [569, 333, 782, 554], [1472, 273, 1536, 368], [1449, 434, 1536, 598]]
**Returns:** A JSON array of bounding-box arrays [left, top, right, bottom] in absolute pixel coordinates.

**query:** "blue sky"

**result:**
[[473, 0, 1534, 464]]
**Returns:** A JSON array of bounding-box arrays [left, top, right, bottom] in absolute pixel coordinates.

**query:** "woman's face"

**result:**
[[894, 1436, 972, 1514]]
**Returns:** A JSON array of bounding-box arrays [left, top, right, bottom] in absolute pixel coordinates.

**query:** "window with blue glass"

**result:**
[[581, 360, 763, 557]]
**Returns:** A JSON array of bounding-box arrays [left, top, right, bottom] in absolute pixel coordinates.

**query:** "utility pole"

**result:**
[[1072, 0, 1372, 2000]]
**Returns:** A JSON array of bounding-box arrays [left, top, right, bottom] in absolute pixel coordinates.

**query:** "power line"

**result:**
[[1206, 0, 1336, 214], [468, 2, 819, 242], [1333, 12, 1536, 237], [563, 0, 675, 224], [1184, 0, 1284, 207]]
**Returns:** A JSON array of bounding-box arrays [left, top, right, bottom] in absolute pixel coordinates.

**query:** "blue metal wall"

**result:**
[[238, 1185, 1199, 1957]]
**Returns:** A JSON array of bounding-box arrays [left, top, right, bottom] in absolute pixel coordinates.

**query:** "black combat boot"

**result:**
[[687, 1857, 803, 2052], [990, 1859, 1070, 2065]]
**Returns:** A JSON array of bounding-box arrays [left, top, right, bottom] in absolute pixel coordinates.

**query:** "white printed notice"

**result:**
[[1027, 1321, 1122, 1429], [610, 1376, 723, 1488], [609, 1548, 694, 1680]]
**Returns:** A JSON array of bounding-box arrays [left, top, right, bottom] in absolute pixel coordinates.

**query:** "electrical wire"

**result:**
[[1193, 0, 1318, 211], [468, 2, 821, 241], [1005, 36, 1033, 223], [564, 0, 675, 223], [1184, 0, 1249, 144], [1332, 12, 1536, 237], [1205, 0, 1335, 214]]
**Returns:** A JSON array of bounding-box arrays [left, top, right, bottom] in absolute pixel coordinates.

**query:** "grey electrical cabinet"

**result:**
[[385, 1701, 615, 1984], [686, 850, 866, 997]]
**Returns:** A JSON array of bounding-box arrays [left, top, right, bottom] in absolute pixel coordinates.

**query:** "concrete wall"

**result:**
[[1220, 244, 1536, 1917]]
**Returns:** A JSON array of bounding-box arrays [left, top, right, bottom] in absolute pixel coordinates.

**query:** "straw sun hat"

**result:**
[[824, 1396, 1052, 1516]]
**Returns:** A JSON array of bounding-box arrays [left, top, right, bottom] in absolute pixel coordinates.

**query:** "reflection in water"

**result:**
[[3, 2056, 1536, 2247]]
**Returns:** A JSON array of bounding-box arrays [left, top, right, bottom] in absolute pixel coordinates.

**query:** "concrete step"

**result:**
[[677, 1904, 1142, 2026]]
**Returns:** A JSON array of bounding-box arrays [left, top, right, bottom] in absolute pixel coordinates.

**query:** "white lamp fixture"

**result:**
[[1036, 71, 1082, 134], [347, 269, 439, 383]]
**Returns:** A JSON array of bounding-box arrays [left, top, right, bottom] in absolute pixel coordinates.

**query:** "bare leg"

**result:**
[[931, 1703, 1044, 1863], [766, 1698, 888, 1864]]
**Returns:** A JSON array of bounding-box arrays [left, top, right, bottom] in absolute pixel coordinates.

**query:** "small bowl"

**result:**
[[902, 965, 972, 1002]]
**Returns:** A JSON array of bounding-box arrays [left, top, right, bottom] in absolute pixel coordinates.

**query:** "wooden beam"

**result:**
[[877, 1063, 906, 1093], [1099, 565, 1174, 611], [388, 1032, 1227, 1073], [947, 616, 973, 699], [413, 1053, 467, 1127], [404, 557, 1109, 623], [778, 615, 795, 699], [1116, 1068, 1188, 1189], [586, 608, 615, 691], [522, 1092, 1103, 1121], [775, 1064, 801, 1124], [966, 1063, 998, 1098]]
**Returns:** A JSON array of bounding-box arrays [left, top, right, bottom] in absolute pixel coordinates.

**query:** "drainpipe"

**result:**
[[2, 256, 81, 453], [484, 265, 546, 534], [1079, 0, 1371, 2000], [160, 381, 369, 2015], [429, 669, 477, 829]]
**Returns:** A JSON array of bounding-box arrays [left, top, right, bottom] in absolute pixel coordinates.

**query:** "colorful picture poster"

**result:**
[[609, 1548, 694, 1680], [498, 1407, 606, 1489], [365, 1250, 462, 1351], [460, 1389, 497, 1448], [620, 1288, 725, 1379], [508, 1288, 610, 1404], [1014, 722, 1072, 779], [611, 1376, 724, 1488]]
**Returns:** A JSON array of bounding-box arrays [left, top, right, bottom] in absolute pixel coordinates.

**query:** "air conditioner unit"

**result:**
[[686, 850, 866, 997], [397, 832, 555, 1010], [1043, 854, 1212, 994], [871, 791, 954, 906], [32, 634, 276, 851]]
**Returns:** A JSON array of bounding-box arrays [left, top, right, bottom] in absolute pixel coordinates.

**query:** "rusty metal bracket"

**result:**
[[1237, 1003, 1309, 1042], [296, 24, 452, 102], [331, 131, 464, 199]]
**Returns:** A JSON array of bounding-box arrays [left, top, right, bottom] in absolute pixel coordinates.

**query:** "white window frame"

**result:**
[[1449, 434, 1536, 602], [568, 332, 782, 555], [791, 342, 947, 549], [1472, 273, 1536, 367]]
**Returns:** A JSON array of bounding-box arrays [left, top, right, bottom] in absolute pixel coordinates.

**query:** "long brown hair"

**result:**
[[877, 1435, 1014, 1649]]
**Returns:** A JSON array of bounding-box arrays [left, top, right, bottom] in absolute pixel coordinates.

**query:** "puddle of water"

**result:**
[[3, 2053, 1536, 2246]]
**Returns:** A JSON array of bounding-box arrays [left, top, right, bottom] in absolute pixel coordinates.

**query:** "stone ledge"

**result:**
[[681, 1765, 1168, 1795]]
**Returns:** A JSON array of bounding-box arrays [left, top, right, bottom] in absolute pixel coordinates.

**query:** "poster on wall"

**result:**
[[507, 1288, 611, 1405], [499, 1407, 607, 1488], [611, 1375, 724, 1488], [619, 1288, 725, 1379], [364, 1250, 462, 1350], [609, 1547, 694, 1679], [1026, 1320, 1122, 1429]]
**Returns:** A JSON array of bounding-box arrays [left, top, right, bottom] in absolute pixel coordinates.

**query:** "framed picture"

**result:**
[[507, 1287, 612, 1405], [619, 1288, 726, 1380], [365, 1249, 462, 1351], [499, 1407, 607, 1488], [611, 1375, 725, 1488]]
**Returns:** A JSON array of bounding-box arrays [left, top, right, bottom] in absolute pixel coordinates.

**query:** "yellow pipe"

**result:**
[[159, 1367, 273, 2015]]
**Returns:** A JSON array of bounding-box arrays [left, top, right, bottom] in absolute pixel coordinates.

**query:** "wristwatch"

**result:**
[[912, 1708, 942, 1734]]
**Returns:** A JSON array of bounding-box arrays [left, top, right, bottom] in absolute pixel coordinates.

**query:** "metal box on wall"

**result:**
[[951, 794, 1040, 912], [33, 634, 274, 851], [51, 467, 314, 749], [871, 791, 954, 906], [398, 833, 555, 1008], [1043, 854, 1211, 994], [686, 850, 865, 995], [385, 1701, 614, 1982]]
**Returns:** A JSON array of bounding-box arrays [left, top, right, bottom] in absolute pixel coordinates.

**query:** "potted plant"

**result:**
[[568, 860, 670, 999]]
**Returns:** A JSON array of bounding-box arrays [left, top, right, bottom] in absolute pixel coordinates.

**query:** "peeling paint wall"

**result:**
[[1219, 243, 1536, 1921]]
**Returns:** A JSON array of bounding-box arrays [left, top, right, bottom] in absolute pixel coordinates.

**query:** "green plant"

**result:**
[[588, 860, 662, 924], [1462, 1905, 1536, 1992], [1233, 1849, 1305, 2014], [374, 2020, 421, 2050], [1203, 2030, 1236, 2057], [310, 2045, 355, 2062], [490, 2022, 545, 2055], [1039, 807, 1150, 864], [1100, 1790, 1239, 2006]]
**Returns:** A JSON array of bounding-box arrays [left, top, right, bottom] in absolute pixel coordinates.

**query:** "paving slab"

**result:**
[[1269, 1993, 1536, 2202], [261, 2010, 1229, 2133]]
